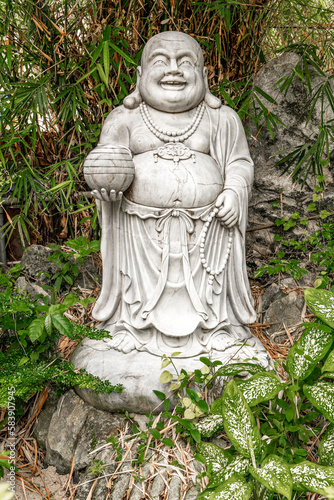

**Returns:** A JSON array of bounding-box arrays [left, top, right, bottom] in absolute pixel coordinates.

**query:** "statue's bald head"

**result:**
[[123, 31, 221, 111], [141, 32, 204, 69]]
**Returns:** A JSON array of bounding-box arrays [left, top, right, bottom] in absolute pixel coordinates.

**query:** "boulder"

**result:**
[[20, 244, 101, 289], [246, 52, 334, 254], [264, 288, 304, 335], [44, 390, 125, 474]]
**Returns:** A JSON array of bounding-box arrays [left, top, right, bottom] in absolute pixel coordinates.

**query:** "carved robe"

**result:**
[[93, 105, 257, 356]]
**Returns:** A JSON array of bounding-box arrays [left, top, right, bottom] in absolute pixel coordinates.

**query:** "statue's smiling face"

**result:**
[[139, 35, 206, 113]]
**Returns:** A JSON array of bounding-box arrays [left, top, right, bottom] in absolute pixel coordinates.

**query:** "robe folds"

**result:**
[[93, 104, 257, 357]]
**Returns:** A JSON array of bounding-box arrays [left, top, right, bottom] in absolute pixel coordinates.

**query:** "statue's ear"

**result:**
[[203, 67, 222, 109], [123, 66, 143, 109]]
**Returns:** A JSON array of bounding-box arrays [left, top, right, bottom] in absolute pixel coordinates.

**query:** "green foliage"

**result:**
[[255, 180, 334, 284], [193, 287, 334, 499], [0, 265, 122, 409], [88, 459, 106, 476], [46, 236, 100, 291]]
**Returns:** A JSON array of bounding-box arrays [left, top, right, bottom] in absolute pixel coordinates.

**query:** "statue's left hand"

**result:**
[[91, 189, 123, 202], [215, 189, 239, 228]]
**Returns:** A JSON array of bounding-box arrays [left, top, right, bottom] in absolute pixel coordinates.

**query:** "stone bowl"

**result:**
[[84, 144, 135, 193]]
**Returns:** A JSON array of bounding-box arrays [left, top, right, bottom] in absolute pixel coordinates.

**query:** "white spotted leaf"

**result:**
[[222, 380, 262, 458], [213, 362, 265, 379], [197, 442, 231, 474], [290, 461, 334, 499], [196, 414, 224, 437], [237, 372, 286, 407], [303, 381, 334, 423], [207, 474, 254, 500], [319, 424, 334, 466], [286, 325, 333, 380], [323, 350, 334, 374], [220, 456, 250, 484], [304, 288, 334, 328], [258, 484, 274, 500], [197, 488, 216, 500], [249, 455, 292, 500]]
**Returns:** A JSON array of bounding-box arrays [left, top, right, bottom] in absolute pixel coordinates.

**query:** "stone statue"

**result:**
[[72, 32, 272, 413]]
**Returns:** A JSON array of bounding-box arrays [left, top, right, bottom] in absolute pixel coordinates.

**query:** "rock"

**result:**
[[15, 276, 50, 301], [21, 245, 58, 281], [45, 391, 90, 473], [20, 244, 101, 289], [261, 283, 285, 312], [167, 476, 182, 500], [44, 390, 125, 474], [246, 52, 334, 254], [264, 290, 304, 335], [32, 390, 59, 449], [149, 472, 167, 499], [184, 484, 199, 499], [75, 447, 117, 500], [110, 463, 132, 500]]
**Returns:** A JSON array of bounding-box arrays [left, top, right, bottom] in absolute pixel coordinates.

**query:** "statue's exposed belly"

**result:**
[[125, 149, 223, 208]]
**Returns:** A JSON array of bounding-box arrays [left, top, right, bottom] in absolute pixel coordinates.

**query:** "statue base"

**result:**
[[71, 334, 273, 414]]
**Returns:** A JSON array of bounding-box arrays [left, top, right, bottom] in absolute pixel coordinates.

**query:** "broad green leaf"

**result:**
[[45, 314, 52, 335], [304, 288, 334, 328], [161, 358, 171, 369], [150, 428, 161, 440], [249, 455, 292, 500], [159, 370, 173, 384], [319, 424, 334, 466], [290, 461, 334, 499], [220, 456, 250, 484], [304, 381, 334, 423], [323, 350, 334, 374], [258, 484, 274, 500], [28, 317, 45, 342], [51, 313, 73, 337], [287, 325, 333, 380], [222, 380, 262, 458], [197, 488, 216, 500], [210, 397, 223, 415], [196, 414, 224, 437], [197, 442, 232, 485], [207, 475, 253, 500], [162, 438, 174, 447], [214, 363, 265, 378], [237, 372, 285, 406]]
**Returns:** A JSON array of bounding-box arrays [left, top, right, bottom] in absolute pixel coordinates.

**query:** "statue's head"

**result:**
[[124, 32, 221, 111]]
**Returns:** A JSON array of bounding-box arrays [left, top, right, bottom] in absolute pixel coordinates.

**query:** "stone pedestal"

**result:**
[[71, 336, 272, 414]]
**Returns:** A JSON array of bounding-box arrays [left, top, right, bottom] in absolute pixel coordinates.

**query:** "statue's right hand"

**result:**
[[91, 189, 123, 202]]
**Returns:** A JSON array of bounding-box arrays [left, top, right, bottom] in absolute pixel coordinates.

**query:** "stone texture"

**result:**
[[44, 390, 125, 474], [167, 476, 182, 500], [264, 289, 304, 335], [32, 390, 59, 449], [247, 52, 334, 255], [21, 245, 58, 281], [72, 337, 272, 414], [184, 485, 200, 500], [21, 244, 100, 288], [16, 276, 50, 300]]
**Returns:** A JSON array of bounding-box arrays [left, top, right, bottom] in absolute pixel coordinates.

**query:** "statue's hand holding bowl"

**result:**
[[84, 144, 135, 202], [91, 188, 123, 202]]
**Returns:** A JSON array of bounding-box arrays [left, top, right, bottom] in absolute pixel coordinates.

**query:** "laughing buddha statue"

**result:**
[[73, 32, 271, 412]]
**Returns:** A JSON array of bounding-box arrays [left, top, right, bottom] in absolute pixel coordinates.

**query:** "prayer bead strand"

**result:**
[[200, 206, 233, 285]]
